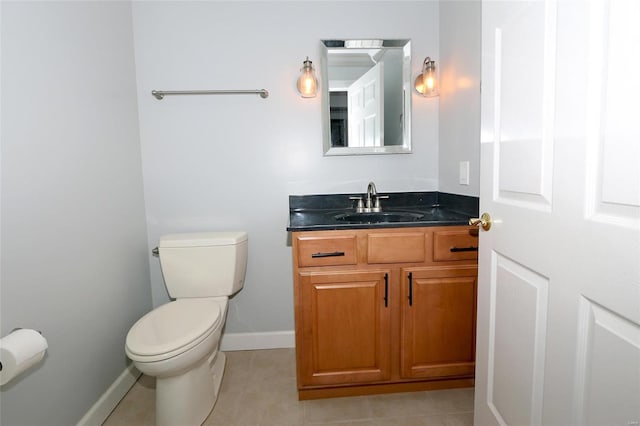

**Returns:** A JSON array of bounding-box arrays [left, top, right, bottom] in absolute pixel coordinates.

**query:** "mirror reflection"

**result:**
[[321, 39, 412, 156]]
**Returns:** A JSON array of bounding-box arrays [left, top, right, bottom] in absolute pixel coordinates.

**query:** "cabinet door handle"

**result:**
[[450, 246, 479, 252], [408, 272, 413, 306], [311, 251, 345, 258], [384, 273, 389, 307]]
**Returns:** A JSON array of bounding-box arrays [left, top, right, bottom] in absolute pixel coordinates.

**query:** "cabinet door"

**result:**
[[298, 270, 392, 386], [401, 266, 477, 379]]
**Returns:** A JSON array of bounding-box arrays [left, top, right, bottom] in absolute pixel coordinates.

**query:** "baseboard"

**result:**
[[76, 363, 141, 426], [220, 330, 295, 351]]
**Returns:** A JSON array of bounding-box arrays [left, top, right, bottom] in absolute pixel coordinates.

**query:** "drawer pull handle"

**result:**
[[450, 246, 479, 253], [384, 273, 389, 308], [311, 251, 345, 258]]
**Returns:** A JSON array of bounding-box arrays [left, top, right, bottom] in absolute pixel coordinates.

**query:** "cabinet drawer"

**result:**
[[433, 229, 479, 261], [368, 232, 425, 264], [296, 235, 357, 267]]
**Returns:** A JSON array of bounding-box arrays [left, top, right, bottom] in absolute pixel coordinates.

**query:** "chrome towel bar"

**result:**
[[151, 89, 269, 100]]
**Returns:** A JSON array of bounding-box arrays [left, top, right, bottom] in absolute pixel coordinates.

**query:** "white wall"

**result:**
[[0, 2, 151, 425], [131, 1, 440, 334], [439, 0, 481, 196]]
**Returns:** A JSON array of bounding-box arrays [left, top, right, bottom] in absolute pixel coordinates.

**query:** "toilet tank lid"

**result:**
[[159, 231, 248, 248]]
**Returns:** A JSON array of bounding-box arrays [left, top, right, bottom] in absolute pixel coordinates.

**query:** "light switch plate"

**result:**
[[459, 161, 470, 185]]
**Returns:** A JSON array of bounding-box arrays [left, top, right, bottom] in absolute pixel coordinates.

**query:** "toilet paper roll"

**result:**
[[0, 329, 48, 386]]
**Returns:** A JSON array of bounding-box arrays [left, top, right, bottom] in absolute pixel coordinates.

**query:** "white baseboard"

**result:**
[[220, 330, 295, 351], [76, 363, 141, 426]]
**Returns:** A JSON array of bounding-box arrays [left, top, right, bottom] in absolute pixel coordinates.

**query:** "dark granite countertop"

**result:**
[[287, 192, 479, 231]]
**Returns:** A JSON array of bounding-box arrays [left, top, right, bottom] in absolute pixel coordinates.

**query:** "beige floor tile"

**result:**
[[221, 350, 256, 392], [368, 415, 430, 426], [303, 395, 373, 424], [368, 391, 440, 418], [229, 379, 304, 426], [427, 388, 474, 413], [422, 412, 474, 426], [103, 376, 155, 426]]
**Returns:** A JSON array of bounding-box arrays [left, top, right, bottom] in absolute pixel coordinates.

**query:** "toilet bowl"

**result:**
[[125, 231, 248, 426], [126, 298, 228, 426]]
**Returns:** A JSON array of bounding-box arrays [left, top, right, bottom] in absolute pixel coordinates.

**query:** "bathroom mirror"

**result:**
[[321, 39, 412, 156]]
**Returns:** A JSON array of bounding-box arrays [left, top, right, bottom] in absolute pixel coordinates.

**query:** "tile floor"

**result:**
[[104, 348, 474, 426]]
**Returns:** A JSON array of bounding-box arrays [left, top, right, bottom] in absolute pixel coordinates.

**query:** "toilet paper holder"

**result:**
[[0, 328, 45, 373]]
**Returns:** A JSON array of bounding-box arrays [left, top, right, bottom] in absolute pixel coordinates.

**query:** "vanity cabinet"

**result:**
[[292, 226, 478, 399]]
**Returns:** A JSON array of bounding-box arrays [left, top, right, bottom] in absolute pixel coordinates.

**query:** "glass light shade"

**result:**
[[414, 57, 438, 97], [297, 57, 318, 98]]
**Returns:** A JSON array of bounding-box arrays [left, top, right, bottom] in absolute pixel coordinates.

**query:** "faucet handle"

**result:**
[[373, 195, 389, 212], [349, 196, 365, 213]]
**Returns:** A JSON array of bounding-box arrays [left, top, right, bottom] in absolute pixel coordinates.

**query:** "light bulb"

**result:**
[[425, 73, 435, 90], [414, 57, 438, 97], [297, 57, 317, 98]]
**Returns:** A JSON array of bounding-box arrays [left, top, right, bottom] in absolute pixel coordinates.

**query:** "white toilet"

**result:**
[[125, 231, 248, 426]]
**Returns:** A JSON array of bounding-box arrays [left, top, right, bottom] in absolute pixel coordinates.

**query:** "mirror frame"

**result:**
[[321, 39, 412, 156]]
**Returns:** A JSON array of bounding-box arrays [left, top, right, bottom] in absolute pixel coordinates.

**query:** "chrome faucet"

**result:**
[[349, 181, 389, 213], [365, 182, 378, 211]]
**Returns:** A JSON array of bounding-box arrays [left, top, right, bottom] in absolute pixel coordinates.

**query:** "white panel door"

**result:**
[[475, 1, 640, 425], [347, 62, 384, 147]]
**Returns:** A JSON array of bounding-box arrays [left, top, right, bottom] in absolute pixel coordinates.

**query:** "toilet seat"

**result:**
[[126, 298, 224, 363]]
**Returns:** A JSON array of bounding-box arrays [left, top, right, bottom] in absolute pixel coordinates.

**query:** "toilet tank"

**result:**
[[158, 231, 248, 298]]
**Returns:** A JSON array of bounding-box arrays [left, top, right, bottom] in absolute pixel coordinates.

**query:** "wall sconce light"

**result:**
[[297, 57, 318, 98], [414, 57, 439, 97]]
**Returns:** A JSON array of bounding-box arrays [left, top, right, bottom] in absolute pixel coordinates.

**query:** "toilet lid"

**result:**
[[126, 299, 222, 357]]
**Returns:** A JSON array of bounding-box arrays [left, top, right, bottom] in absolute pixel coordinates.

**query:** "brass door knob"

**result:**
[[469, 213, 492, 231]]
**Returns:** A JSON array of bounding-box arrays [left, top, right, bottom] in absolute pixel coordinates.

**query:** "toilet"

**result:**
[[125, 231, 248, 426]]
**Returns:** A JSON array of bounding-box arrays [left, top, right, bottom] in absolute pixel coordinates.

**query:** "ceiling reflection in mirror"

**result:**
[[321, 39, 411, 156]]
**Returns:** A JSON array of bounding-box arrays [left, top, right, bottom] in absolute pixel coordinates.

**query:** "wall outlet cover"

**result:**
[[459, 161, 470, 185]]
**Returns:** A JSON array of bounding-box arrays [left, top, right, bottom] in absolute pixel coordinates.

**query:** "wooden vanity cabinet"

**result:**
[[292, 226, 478, 399]]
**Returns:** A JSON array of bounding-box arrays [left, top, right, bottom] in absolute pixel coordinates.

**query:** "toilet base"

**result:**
[[155, 350, 226, 426]]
